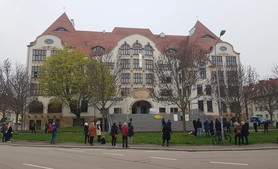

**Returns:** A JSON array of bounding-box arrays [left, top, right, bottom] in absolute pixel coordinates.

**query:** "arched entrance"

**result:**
[[132, 100, 152, 114]]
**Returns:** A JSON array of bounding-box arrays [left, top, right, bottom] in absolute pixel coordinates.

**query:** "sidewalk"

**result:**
[[2, 140, 277, 152]]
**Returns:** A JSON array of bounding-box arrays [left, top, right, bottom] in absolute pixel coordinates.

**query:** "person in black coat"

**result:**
[[4, 122, 13, 142], [110, 123, 118, 147], [241, 121, 249, 145], [83, 122, 89, 144], [192, 119, 197, 136], [209, 120, 214, 136], [253, 122, 258, 132], [162, 124, 171, 146]]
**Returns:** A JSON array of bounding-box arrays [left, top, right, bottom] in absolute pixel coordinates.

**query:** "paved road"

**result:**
[[1, 143, 278, 169]]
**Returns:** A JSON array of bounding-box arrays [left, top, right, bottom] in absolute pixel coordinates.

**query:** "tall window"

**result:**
[[31, 83, 40, 95], [32, 50, 46, 61], [133, 73, 142, 84], [121, 88, 130, 96], [226, 56, 237, 66], [198, 100, 204, 111], [133, 59, 139, 69], [197, 85, 203, 95], [199, 67, 206, 79], [211, 56, 223, 66], [120, 59, 130, 69], [31, 66, 39, 78], [159, 107, 166, 113], [207, 101, 213, 112], [145, 45, 153, 56], [121, 73, 130, 84], [145, 59, 153, 70], [114, 108, 122, 114], [206, 85, 212, 95], [133, 42, 142, 55], [120, 44, 130, 55], [170, 108, 179, 113], [145, 73, 153, 84]]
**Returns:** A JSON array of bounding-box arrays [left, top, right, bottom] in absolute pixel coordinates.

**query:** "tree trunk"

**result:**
[[182, 110, 186, 132]]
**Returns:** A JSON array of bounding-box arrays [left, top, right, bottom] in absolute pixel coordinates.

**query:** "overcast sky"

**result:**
[[0, 0, 277, 78]]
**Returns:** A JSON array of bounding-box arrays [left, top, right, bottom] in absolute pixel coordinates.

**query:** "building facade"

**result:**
[[26, 13, 241, 129]]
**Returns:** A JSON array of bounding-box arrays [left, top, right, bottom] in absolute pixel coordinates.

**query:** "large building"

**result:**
[[26, 13, 240, 129]]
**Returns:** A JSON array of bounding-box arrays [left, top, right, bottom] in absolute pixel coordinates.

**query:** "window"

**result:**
[[199, 67, 206, 79], [114, 108, 122, 114], [133, 42, 142, 55], [159, 108, 166, 113], [31, 66, 39, 78], [207, 101, 213, 112], [54, 27, 68, 32], [121, 88, 130, 96], [121, 73, 130, 84], [133, 73, 142, 84], [92, 46, 105, 55], [145, 45, 153, 56], [166, 48, 176, 55], [161, 77, 171, 83], [31, 83, 40, 96], [198, 100, 204, 111], [32, 50, 46, 61], [227, 71, 239, 84], [120, 59, 130, 69], [206, 85, 211, 95], [106, 62, 115, 69], [211, 56, 223, 66], [160, 89, 172, 96], [145, 73, 153, 84], [197, 85, 203, 95], [81, 100, 88, 112], [145, 59, 153, 70], [120, 44, 130, 55], [170, 108, 179, 113], [201, 34, 215, 39], [133, 59, 139, 69], [158, 63, 169, 70], [226, 56, 237, 66]]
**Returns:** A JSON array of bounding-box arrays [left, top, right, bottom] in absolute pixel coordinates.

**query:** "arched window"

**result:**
[[120, 43, 130, 55], [92, 46, 105, 56], [48, 99, 62, 113], [145, 45, 153, 56], [29, 100, 43, 114], [133, 42, 142, 55], [166, 48, 177, 55], [54, 27, 68, 32]]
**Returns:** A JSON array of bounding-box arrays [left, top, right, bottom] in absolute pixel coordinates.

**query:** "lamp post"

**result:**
[[214, 30, 226, 143]]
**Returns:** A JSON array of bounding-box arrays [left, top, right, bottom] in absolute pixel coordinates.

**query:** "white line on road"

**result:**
[[149, 156, 177, 161], [210, 161, 248, 166], [23, 163, 54, 169], [103, 153, 125, 156]]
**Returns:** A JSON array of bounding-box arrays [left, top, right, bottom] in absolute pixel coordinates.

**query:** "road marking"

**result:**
[[210, 161, 248, 166], [149, 156, 177, 161], [23, 163, 54, 169], [103, 153, 125, 156]]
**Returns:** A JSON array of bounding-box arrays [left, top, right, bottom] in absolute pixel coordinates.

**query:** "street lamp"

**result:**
[[214, 30, 226, 143]]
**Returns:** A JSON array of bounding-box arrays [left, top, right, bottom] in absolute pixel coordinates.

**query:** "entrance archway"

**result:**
[[131, 100, 152, 114]]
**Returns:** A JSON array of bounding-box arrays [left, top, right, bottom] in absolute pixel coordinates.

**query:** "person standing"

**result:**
[[118, 122, 122, 133], [192, 119, 197, 136], [83, 122, 89, 144], [4, 122, 13, 142], [88, 122, 97, 146], [209, 120, 214, 136], [128, 122, 134, 144], [162, 124, 171, 146], [203, 119, 210, 137], [253, 122, 258, 132], [96, 121, 102, 143], [121, 122, 128, 148], [215, 118, 221, 136], [30, 122, 36, 134], [263, 121, 269, 133], [50, 123, 57, 144], [44, 123, 48, 134], [196, 118, 202, 137], [110, 123, 118, 147], [234, 122, 242, 146], [241, 121, 249, 145], [1, 123, 7, 142]]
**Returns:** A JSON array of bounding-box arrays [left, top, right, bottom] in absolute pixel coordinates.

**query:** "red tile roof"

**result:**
[[35, 13, 219, 56]]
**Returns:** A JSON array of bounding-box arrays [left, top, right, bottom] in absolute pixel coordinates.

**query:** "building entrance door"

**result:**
[[132, 100, 152, 114]]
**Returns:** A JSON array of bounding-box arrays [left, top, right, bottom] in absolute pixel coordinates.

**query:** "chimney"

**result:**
[[70, 19, 75, 27]]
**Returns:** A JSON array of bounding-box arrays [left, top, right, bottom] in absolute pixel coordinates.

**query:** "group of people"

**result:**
[[110, 120, 134, 148], [234, 121, 249, 145], [1, 122, 13, 142], [192, 118, 222, 137], [83, 120, 103, 145]]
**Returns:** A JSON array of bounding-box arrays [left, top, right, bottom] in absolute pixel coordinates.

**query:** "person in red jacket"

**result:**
[[121, 122, 128, 148]]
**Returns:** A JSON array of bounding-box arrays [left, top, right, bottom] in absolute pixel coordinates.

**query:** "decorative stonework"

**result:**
[[129, 88, 151, 99]]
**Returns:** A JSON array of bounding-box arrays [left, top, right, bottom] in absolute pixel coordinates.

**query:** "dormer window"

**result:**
[[201, 34, 215, 39], [54, 27, 68, 32], [92, 46, 105, 56], [166, 48, 176, 55]]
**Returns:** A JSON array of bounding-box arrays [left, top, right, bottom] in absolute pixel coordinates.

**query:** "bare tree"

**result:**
[[251, 78, 278, 122], [272, 64, 278, 78], [153, 40, 206, 131], [8, 63, 32, 130]]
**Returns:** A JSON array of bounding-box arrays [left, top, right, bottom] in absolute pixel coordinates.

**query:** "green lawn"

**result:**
[[12, 127, 278, 145]]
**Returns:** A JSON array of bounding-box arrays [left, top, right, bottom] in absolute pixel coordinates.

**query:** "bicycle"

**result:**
[[212, 132, 232, 145]]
